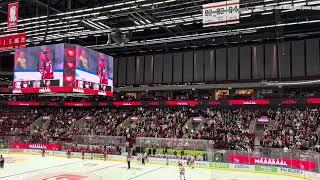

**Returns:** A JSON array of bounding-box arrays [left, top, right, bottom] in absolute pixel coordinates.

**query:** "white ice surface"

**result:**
[[0, 154, 303, 180]]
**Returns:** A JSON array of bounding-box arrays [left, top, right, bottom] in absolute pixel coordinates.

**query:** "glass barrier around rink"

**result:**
[[0, 136, 51, 147], [71, 135, 127, 146], [0, 136, 10, 149], [136, 137, 215, 150], [136, 137, 320, 173]]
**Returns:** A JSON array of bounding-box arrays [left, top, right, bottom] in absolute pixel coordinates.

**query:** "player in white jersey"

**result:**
[[178, 162, 186, 180], [190, 155, 195, 169]]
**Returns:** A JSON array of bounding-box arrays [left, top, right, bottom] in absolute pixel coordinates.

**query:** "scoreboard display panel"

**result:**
[[75, 45, 113, 95], [13, 44, 64, 93], [13, 44, 113, 96]]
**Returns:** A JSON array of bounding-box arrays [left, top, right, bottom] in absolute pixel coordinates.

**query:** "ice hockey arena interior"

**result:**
[[1, 0, 320, 179]]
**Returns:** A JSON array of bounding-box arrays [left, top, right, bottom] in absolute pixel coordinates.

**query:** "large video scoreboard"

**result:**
[[13, 44, 113, 96]]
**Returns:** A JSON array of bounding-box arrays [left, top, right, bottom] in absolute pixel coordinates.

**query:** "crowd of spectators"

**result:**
[[0, 108, 41, 136], [118, 108, 195, 139], [0, 106, 319, 152], [190, 109, 256, 151], [260, 108, 319, 150], [68, 109, 131, 136], [30, 109, 92, 143]]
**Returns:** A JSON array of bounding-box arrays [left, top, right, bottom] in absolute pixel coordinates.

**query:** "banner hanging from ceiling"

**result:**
[[7, 2, 19, 28], [203, 0, 240, 27]]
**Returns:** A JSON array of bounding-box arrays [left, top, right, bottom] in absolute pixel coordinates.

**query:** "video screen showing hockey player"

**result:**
[[14, 44, 64, 82], [75, 45, 113, 92]]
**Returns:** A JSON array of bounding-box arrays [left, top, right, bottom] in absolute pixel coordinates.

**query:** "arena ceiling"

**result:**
[[0, 0, 320, 57]]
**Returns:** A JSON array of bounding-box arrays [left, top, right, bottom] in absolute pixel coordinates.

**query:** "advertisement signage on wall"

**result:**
[[255, 166, 277, 173], [3, 98, 320, 107], [281, 100, 297, 105], [64, 102, 92, 107], [279, 167, 303, 175], [233, 164, 250, 170], [165, 101, 200, 106], [113, 101, 142, 106], [229, 155, 316, 171], [209, 162, 230, 168], [12, 143, 61, 151], [7, 101, 40, 106], [306, 98, 320, 104], [228, 99, 270, 105]]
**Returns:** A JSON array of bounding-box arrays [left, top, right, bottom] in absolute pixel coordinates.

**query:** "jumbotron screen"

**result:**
[[13, 44, 64, 91], [13, 44, 113, 96], [75, 45, 113, 93]]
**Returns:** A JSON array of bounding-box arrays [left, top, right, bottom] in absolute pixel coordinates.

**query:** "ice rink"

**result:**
[[0, 154, 307, 180]]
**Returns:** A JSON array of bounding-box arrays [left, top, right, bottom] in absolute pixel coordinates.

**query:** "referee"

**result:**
[[0, 155, 4, 168], [127, 153, 131, 169]]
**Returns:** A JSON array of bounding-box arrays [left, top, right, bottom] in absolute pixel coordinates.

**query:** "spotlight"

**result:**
[[66, 49, 75, 58], [66, 61, 75, 69], [64, 75, 74, 83]]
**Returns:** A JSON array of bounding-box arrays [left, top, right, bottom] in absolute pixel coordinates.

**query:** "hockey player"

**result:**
[[90, 148, 94, 160], [97, 56, 108, 85], [67, 148, 71, 158], [178, 162, 186, 180], [41, 148, 46, 157], [190, 155, 195, 169], [127, 153, 131, 169], [104, 149, 108, 161], [0, 155, 4, 168], [166, 153, 169, 165], [186, 154, 190, 165], [81, 149, 85, 160], [141, 152, 146, 165], [37, 48, 54, 80]]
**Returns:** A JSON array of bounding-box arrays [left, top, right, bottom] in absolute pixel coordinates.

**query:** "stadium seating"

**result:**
[[0, 105, 319, 151]]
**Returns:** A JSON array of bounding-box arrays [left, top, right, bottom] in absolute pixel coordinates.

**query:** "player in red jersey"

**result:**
[[97, 56, 108, 85], [37, 48, 54, 80]]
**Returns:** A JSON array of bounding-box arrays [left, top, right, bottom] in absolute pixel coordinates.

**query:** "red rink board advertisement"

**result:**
[[229, 155, 316, 171], [12, 143, 61, 151]]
